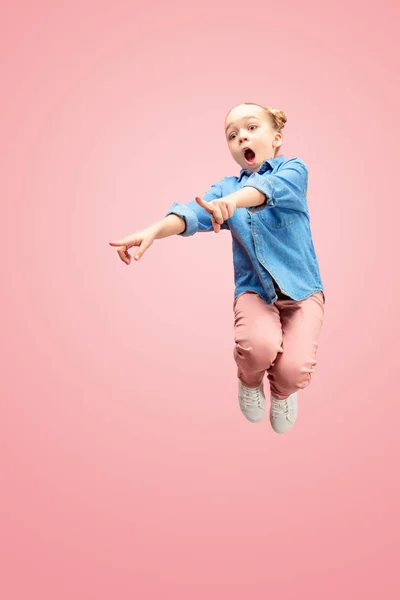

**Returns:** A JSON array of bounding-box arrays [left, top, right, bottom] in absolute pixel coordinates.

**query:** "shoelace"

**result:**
[[241, 386, 263, 409], [270, 397, 293, 418]]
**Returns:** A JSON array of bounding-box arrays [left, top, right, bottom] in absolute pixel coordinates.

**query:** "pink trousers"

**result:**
[[233, 291, 325, 400]]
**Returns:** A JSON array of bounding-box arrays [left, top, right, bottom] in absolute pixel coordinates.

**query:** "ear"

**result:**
[[274, 132, 283, 149]]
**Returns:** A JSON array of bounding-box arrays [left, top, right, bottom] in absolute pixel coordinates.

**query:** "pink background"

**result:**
[[2, 1, 399, 598]]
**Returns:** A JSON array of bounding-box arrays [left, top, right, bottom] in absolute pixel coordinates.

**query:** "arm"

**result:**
[[109, 182, 226, 264], [164, 180, 229, 236], [152, 214, 186, 238], [222, 185, 265, 210], [241, 158, 309, 214], [183, 158, 308, 232]]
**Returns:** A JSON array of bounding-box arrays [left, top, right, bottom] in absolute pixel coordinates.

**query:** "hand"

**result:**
[[195, 196, 236, 233], [109, 225, 159, 264]]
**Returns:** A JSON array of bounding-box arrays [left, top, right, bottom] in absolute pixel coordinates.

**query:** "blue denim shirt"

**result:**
[[165, 154, 325, 305]]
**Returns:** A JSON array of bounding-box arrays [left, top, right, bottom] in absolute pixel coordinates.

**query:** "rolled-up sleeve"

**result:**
[[242, 158, 309, 214], [165, 180, 229, 236]]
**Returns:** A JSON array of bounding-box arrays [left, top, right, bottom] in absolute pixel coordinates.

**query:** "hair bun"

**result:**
[[265, 106, 287, 131]]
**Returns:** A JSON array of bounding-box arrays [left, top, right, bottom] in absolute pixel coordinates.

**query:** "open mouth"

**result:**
[[244, 148, 256, 164]]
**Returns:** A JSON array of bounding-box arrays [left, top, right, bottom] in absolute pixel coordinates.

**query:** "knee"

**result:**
[[234, 334, 281, 369], [273, 360, 312, 391]]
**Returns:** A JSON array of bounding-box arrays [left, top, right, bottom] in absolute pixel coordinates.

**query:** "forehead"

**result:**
[[225, 104, 266, 129]]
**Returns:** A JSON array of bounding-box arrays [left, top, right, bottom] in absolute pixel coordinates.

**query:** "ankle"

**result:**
[[240, 380, 262, 389]]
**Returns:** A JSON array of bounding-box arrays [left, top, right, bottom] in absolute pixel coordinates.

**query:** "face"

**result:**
[[225, 104, 282, 172]]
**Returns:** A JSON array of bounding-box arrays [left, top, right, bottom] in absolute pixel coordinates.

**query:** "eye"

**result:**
[[229, 132, 237, 140], [249, 125, 257, 130]]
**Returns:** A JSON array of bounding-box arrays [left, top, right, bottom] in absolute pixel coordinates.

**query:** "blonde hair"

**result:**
[[243, 103, 287, 132]]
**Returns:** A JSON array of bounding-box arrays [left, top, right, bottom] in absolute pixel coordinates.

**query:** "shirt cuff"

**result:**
[[242, 172, 277, 212], [165, 203, 198, 236]]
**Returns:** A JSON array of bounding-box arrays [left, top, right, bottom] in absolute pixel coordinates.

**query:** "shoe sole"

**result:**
[[241, 412, 265, 423], [270, 415, 297, 434]]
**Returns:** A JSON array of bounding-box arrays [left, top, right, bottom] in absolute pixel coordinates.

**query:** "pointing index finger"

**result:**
[[195, 196, 213, 214]]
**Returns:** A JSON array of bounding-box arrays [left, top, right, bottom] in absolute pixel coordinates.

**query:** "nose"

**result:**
[[238, 131, 249, 145]]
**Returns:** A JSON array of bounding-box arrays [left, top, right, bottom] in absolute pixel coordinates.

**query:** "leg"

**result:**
[[268, 291, 325, 400], [233, 292, 283, 388]]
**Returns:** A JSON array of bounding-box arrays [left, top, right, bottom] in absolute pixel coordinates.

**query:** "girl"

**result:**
[[109, 102, 325, 434]]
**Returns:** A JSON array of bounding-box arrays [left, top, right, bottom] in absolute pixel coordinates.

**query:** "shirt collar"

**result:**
[[238, 154, 286, 181]]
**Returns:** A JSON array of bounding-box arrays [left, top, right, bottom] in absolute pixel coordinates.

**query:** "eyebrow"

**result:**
[[225, 116, 260, 133]]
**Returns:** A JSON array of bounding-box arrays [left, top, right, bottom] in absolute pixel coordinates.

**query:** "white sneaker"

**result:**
[[270, 392, 298, 434], [238, 380, 266, 423]]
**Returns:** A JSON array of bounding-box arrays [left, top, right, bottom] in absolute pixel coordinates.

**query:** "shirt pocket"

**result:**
[[258, 208, 294, 229]]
